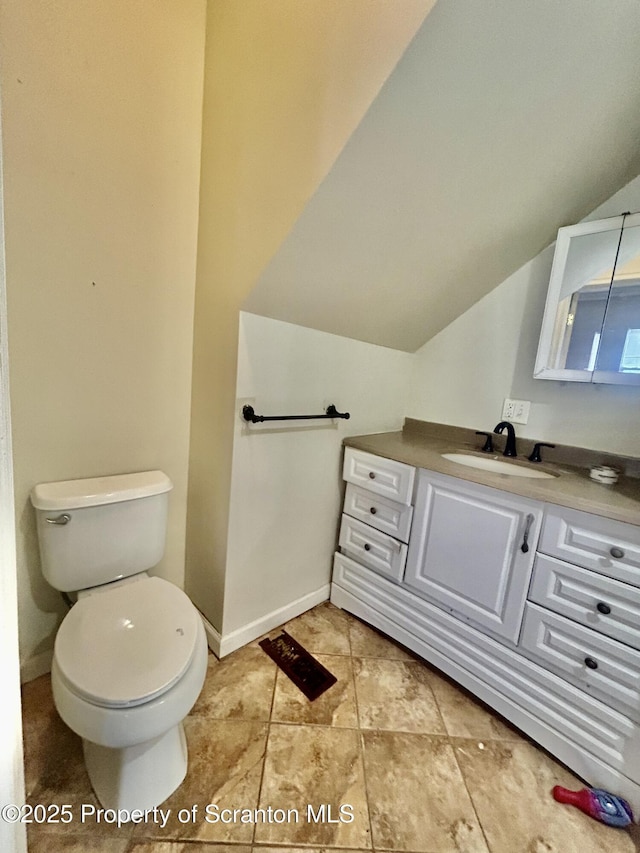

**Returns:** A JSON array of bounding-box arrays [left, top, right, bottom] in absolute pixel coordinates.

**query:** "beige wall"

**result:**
[[0, 0, 206, 679], [186, 0, 434, 631]]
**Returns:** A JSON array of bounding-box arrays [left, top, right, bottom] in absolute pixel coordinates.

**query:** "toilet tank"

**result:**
[[30, 471, 173, 592]]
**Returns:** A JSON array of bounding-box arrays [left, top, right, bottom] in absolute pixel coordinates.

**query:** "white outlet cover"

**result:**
[[502, 398, 530, 424]]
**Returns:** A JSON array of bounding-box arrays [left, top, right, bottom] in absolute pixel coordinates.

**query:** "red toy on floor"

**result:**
[[552, 785, 634, 828]]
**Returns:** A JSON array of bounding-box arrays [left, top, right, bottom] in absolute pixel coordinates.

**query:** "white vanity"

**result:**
[[331, 433, 640, 812]]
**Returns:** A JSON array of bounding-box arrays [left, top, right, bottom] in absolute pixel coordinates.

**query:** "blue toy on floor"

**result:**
[[552, 785, 634, 828]]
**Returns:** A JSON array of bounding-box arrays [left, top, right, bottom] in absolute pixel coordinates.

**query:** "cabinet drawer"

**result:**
[[539, 506, 640, 587], [529, 554, 640, 652], [343, 448, 414, 505], [520, 602, 640, 722], [343, 483, 413, 543], [338, 514, 407, 582]]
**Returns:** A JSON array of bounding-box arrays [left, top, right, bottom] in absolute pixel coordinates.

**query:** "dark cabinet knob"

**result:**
[[370, 507, 377, 515], [584, 657, 598, 670], [368, 472, 376, 480], [596, 602, 611, 615], [610, 546, 625, 559], [363, 543, 371, 551]]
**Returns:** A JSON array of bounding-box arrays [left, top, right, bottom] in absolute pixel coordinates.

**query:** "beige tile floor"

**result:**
[[21, 602, 640, 853]]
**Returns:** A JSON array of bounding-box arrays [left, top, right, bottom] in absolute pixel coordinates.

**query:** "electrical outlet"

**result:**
[[502, 398, 530, 424], [502, 399, 516, 420]]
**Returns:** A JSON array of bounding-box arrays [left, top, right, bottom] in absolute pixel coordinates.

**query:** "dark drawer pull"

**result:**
[[368, 471, 376, 480], [370, 507, 377, 515], [584, 657, 598, 670], [521, 513, 534, 553], [363, 543, 371, 551], [610, 546, 625, 559], [596, 602, 611, 615]]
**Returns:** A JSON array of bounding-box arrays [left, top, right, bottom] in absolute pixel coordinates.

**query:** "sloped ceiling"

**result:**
[[244, 0, 640, 352]]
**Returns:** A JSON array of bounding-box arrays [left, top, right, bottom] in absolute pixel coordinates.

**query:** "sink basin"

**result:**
[[442, 453, 557, 480]]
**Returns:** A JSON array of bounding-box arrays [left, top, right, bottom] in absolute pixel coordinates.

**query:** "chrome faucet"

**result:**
[[493, 421, 517, 457]]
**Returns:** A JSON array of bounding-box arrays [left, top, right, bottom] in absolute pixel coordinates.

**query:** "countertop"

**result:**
[[343, 421, 640, 526]]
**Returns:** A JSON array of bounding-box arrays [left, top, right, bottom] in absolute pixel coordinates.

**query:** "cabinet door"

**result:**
[[534, 216, 623, 382], [404, 470, 542, 643], [593, 214, 640, 386], [534, 211, 640, 385]]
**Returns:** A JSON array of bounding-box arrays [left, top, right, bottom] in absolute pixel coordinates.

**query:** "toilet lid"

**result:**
[[54, 576, 200, 708]]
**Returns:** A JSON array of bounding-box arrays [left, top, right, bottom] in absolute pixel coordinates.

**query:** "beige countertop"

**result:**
[[343, 421, 640, 526]]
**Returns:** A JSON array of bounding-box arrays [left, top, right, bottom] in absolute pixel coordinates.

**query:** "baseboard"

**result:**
[[20, 648, 53, 684], [214, 584, 331, 658], [198, 611, 223, 659]]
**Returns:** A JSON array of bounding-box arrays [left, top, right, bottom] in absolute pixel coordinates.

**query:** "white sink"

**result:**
[[442, 453, 557, 480]]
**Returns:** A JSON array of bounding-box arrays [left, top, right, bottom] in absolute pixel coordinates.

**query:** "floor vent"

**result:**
[[259, 631, 337, 701]]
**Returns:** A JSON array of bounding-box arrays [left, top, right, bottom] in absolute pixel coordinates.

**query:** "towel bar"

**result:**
[[242, 404, 350, 424]]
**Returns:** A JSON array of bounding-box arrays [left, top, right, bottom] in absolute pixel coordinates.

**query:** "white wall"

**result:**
[[221, 312, 412, 645], [407, 176, 640, 456], [245, 0, 640, 352], [1, 0, 206, 680]]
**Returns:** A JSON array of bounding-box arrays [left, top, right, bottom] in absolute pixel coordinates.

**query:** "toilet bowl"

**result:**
[[50, 574, 208, 811], [31, 471, 208, 812], [51, 575, 208, 811]]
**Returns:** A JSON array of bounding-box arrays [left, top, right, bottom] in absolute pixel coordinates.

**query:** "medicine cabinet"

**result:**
[[534, 212, 640, 384]]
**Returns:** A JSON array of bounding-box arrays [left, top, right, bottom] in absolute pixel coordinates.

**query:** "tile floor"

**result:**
[[21, 601, 640, 853]]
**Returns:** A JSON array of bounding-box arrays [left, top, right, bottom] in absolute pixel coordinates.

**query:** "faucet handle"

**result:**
[[528, 442, 555, 463], [475, 431, 494, 453]]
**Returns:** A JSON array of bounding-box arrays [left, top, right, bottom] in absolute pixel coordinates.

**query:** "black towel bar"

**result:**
[[242, 404, 350, 424]]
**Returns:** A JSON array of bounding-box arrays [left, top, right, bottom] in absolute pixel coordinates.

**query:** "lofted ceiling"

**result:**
[[244, 0, 640, 352]]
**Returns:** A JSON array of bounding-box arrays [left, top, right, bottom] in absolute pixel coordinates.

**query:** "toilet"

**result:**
[[30, 470, 208, 812]]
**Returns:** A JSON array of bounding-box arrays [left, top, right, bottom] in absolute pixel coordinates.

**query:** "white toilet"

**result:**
[[31, 470, 208, 812]]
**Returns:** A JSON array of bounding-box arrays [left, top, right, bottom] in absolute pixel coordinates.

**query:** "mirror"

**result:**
[[534, 212, 640, 384]]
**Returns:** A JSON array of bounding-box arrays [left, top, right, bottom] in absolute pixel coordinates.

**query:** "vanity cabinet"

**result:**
[[331, 448, 640, 812], [404, 470, 541, 643]]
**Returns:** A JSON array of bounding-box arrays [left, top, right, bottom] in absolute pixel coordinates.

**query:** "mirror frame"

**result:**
[[534, 212, 640, 384]]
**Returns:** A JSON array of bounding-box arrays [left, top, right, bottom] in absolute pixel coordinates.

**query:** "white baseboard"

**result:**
[[198, 611, 223, 659], [20, 648, 53, 684], [208, 584, 330, 658]]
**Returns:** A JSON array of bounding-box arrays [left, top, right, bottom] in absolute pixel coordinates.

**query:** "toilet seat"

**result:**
[[54, 576, 200, 708]]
